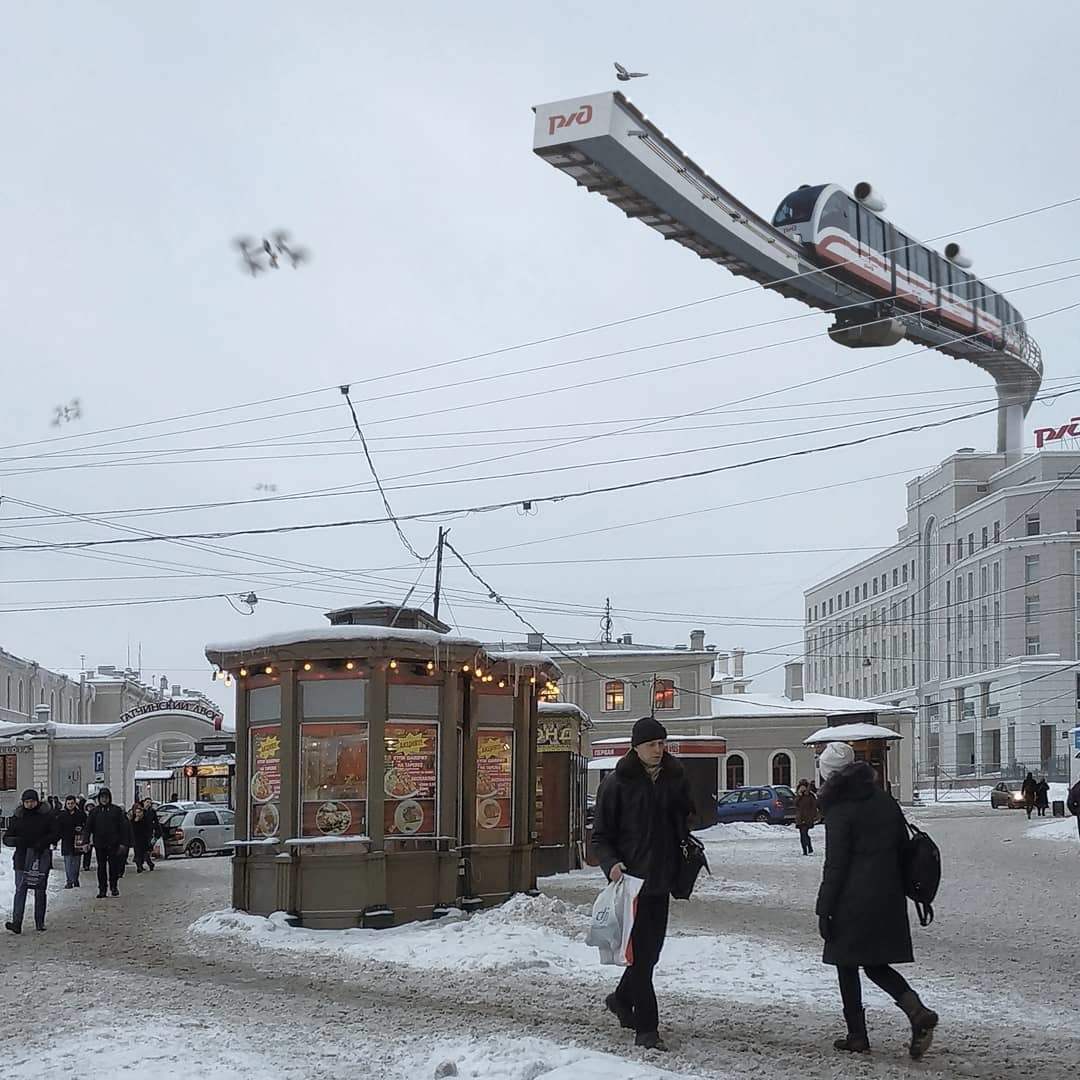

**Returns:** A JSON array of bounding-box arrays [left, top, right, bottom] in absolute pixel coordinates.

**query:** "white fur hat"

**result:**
[[818, 741, 855, 781]]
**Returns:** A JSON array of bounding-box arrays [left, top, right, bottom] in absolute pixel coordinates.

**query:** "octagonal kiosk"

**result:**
[[205, 605, 560, 929]]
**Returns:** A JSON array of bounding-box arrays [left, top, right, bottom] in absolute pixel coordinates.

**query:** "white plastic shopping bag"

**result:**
[[585, 873, 644, 966]]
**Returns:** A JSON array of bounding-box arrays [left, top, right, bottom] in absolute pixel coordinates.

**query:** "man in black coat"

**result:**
[[3, 789, 60, 933], [56, 795, 89, 888], [815, 742, 938, 1060], [591, 717, 693, 1053], [140, 798, 160, 868], [1067, 779, 1080, 840], [84, 787, 131, 898]]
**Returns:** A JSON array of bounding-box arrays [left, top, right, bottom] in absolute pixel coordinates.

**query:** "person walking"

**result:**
[[814, 742, 938, 1060], [1034, 777, 1050, 818], [3, 790, 60, 933], [56, 795, 88, 889], [84, 788, 131, 898], [591, 716, 693, 1053], [1021, 772, 1037, 819], [129, 805, 155, 873], [795, 779, 818, 855], [141, 798, 160, 868], [1067, 778, 1080, 841]]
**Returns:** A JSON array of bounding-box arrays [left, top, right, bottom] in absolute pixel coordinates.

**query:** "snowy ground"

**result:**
[[2, 812, 1078, 1078], [916, 782, 1072, 805]]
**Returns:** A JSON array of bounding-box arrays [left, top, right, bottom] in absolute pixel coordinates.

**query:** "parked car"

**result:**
[[162, 807, 236, 857], [155, 800, 215, 817], [716, 785, 796, 825], [990, 781, 1027, 809]]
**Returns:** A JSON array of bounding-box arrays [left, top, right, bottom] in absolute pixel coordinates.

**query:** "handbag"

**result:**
[[672, 832, 709, 900], [21, 850, 51, 889]]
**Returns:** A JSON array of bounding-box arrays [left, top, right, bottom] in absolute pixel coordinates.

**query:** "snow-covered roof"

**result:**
[[206, 624, 486, 656], [493, 640, 713, 661], [134, 769, 174, 781], [711, 692, 913, 720], [803, 723, 903, 745], [538, 701, 589, 724]]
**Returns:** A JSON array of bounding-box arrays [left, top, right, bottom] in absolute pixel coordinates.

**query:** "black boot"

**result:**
[[5, 921, 21, 935], [834, 1007, 870, 1053], [898, 991, 938, 1060], [634, 1031, 668, 1052], [604, 993, 635, 1030]]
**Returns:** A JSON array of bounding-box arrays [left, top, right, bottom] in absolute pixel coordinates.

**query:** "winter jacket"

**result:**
[[85, 803, 132, 852], [591, 750, 693, 896], [1034, 780, 1050, 810], [130, 814, 154, 849], [56, 807, 89, 856], [794, 790, 818, 828], [1067, 781, 1080, 817], [2, 803, 60, 872], [142, 806, 161, 840], [1022, 775, 1037, 807], [815, 761, 914, 968]]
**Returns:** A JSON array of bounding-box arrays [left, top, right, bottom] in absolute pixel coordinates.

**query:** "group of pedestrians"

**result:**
[[592, 717, 939, 1061], [3, 788, 163, 934], [1020, 771, 1052, 818]]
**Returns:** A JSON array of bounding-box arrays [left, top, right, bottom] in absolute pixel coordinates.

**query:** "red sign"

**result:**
[[1034, 418, 1080, 448], [547, 105, 593, 136], [592, 738, 727, 758]]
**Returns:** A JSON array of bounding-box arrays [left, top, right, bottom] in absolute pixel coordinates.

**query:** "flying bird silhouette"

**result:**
[[614, 62, 647, 81]]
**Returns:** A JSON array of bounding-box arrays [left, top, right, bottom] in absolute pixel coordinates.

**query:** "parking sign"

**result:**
[[93, 750, 104, 773]]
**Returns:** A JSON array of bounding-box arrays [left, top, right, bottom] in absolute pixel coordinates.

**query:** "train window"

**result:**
[[819, 192, 852, 232], [932, 255, 949, 288], [914, 247, 931, 283], [953, 269, 971, 301], [866, 214, 885, 253], [894, 232, 912, 270], [772, 185, 827, 226]]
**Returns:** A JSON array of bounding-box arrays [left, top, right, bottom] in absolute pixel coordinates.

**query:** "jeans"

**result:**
[[837, 965, 913, 1013], [614, 892, 670, 1034], [63, 854, 82, 886], [798, 825, 814, 854], [95, 847, 126, 893], [12, 869, 48, 929]]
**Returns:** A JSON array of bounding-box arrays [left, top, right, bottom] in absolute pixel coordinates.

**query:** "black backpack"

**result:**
[[901, 816, 941, 927]]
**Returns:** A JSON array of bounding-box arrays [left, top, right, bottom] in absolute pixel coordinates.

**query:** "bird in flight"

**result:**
[[614, 62, 647, 81]]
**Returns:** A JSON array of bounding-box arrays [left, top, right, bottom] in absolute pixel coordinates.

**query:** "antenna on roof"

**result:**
[[601, 597, 614, 644]]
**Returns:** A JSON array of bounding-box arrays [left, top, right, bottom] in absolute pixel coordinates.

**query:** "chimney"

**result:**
[[690, 629, 706, 651], [732, 647, 745, 678], [621, 633, 633, 645], [35, 704, 51, 724], [526, 632, 544, 651], [715, 652, 730, 676], [160, 676, 168, 692], [170, 684, 181, 697], [784, 660, 805, 702]]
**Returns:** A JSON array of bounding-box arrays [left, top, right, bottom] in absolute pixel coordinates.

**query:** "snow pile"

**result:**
[[1026, 818, 1078, 843], [421, 1037, 710, 1079], [697, 822, 790, 843], [191, 894, 602, 978]]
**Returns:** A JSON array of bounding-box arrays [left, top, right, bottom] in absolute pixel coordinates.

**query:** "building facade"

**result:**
[[804, 449, 1080, 783]]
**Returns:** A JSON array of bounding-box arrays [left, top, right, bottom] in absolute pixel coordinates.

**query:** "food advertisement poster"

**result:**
[[476, 728, 513, 844], [301, 722, 367, 837], [249, 725, 281, 838], [383, 722, 438, 836]]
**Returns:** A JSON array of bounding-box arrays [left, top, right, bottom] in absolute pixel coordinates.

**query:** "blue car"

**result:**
[[716, 785, 796, 825]]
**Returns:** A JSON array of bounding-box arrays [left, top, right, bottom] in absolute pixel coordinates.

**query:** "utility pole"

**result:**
[[433, 527, 448, 621]]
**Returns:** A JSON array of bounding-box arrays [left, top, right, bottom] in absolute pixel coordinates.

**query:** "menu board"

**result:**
[[300, 722, 367, 837], [383, 722, 438, 837], [249, 725, 281, 839], [475, 728, 513, 845]]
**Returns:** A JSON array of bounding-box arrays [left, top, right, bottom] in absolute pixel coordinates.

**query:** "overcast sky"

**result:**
[[2, 1, 1078, 717]]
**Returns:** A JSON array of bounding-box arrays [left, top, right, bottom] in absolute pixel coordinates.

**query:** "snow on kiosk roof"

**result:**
[[803, 723, 904, 745]]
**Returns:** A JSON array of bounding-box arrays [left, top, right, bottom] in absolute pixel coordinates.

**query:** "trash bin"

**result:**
[[1052, 800, 1065, 817]]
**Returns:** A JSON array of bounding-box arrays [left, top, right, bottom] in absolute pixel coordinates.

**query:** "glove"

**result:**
[[818, 914, 833, 941]]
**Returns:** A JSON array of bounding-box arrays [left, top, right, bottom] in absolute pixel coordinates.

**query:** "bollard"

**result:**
[[1052, 800, 1065, 817]]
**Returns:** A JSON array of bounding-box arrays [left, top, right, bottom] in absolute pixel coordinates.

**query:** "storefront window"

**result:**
[[383, 722, 438, 837], [300, 723, 369, 837], [196, 766, 231, 805], [249, 725, 282, 838], [475, 728, 513, 845]]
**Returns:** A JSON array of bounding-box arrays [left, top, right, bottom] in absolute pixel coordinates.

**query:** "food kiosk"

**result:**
[[804, 722, 903, 792], [533, 702, 590, 876], [205, 605, 560, 929]]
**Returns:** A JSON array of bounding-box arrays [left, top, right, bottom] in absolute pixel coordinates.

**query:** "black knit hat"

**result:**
[[630, 716, 668, 747], [21, 789, 40, 803]]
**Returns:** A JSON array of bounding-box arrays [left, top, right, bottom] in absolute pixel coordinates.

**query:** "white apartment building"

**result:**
[[804, 449, 1080, 782]]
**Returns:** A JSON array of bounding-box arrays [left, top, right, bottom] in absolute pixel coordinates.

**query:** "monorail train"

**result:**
[[772, 183, 1026, 358]]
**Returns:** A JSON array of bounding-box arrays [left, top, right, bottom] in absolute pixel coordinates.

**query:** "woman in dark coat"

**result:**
[[129, 805, 154, 873], [1034, 777, 1050, 817], [794, 780, 818, 855], [814, 742, 938, 1060], [1021, 772, 1037, 819]]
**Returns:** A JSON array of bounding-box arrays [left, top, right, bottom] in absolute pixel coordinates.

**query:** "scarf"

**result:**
[[644, 762, 662, 784]]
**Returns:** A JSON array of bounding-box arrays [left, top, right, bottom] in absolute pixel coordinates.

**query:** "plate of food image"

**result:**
[[315, 801, 353, 835], [253, 801, 279, 838], [384, 766, 419, 800], [250, 771, 274, 803], [477, 798, 503, 830], [475, 774, 499, 799], [393, 799, 424, 835]]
